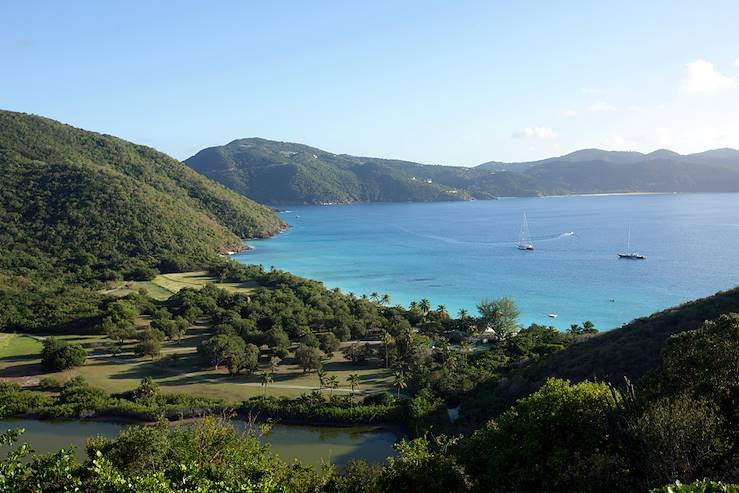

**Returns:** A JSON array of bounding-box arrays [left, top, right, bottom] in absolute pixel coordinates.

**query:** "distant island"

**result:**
[[185, 138, 739, 204]]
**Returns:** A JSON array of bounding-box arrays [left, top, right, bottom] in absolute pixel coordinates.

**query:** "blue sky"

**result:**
[[2, 1, 738, 164]]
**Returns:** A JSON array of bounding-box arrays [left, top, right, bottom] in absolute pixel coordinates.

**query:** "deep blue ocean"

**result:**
[[234, 194, 739, 330]]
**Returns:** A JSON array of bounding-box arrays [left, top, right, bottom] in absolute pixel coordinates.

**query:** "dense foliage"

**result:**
[[2, 293, 738, 491], [184, 138, 739, 204], [459, 286, 739, 423], [241, 394, 400, 424], [0, 110, 283, 290], [0, 377, 227, 421], [40, 337, 86, 371]]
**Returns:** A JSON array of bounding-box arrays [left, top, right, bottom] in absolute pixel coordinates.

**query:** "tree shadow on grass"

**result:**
[[0, 361, 45, 377], [0, 353, 41, 363], [155, 372, 252, 388], [322, 361, 383, 372]]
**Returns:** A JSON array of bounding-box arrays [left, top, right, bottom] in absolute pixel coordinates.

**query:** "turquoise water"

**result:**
[[236, 194, 739, 330]]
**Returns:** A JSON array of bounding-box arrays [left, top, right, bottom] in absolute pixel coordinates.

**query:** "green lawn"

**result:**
[[100, 271, 260, 301], [0, 334, 43, 358], [0, 330, 391, 402]]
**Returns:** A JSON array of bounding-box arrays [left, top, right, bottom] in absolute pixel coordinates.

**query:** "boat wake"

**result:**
[[531, 232, 576, 243], [391, 224, 575, 247]]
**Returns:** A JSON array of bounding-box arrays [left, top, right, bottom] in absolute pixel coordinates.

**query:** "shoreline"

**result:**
[[258, 191, 733, 207], [4, 410, 404, 434], [540, 191, 672, 198]]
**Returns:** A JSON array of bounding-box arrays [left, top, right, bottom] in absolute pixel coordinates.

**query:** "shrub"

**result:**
[[461, 378, 619, 492], [41, 337, 87, 371], [0, 382, 54, 415], [38, 377, 61, 390], [294, 345, 324, 373], [135, 337, 161, 360], [319, 332, 341, 356], [363, 392, 395, 406], [651, 479, 739, 493], [628, 395, 731, 487], [241, 395, 400, 424]]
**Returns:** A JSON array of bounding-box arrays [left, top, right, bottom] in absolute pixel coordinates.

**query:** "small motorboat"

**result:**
[[548, 313, 558, 318]]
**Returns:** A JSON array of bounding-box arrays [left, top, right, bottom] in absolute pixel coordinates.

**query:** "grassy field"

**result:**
[[0, 333, 43, 358], [0, 329, 392, 402], [4, 271, 390, 402], [100, 271, 261, 301]]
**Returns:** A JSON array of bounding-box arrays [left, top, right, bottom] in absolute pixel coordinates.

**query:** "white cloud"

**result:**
[[562, 109, 577, 117], [581, 87, 603, 95], [680, 59, 735, 94], [733, 59, 739, 68], [514, 127, 557, 140], [588, 102, 617, 112]]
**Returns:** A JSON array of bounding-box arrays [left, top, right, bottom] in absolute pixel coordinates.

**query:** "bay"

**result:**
[[236, 193, 739, 330]]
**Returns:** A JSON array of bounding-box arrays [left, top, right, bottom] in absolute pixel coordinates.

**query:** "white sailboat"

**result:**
[[618, 227, 645, 260], [517, 213, 534, 251]]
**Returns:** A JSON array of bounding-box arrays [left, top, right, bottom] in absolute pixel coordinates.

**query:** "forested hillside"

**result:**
[[0, 110, 284, 283], [459, 285, 739, 425], [185, 138, 739, 204], [185, 138, 477, 204]]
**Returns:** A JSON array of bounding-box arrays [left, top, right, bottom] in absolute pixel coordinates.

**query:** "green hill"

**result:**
[[0, 110, 284, 283], [184, 138, 484, 204], [186, 139, 739, 204], [459, 286, 739, 424]]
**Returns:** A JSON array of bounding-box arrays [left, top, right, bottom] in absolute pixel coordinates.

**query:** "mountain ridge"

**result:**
[[185, 138, 739, 204], [476, 147, 739, 171]]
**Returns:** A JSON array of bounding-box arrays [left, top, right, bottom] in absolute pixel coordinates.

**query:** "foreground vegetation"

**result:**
[[2, 308, 737, 491], [2, 264, 737, 490]]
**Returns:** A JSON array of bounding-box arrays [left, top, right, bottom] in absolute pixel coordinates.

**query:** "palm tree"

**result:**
[[380, 293, 391, 306], [437, 304, 449, 318], [382, 330, 393, 368], [326, 375, 339, 397], [370, 292, 380, 303], [419, 298, 431, 316], [317, 368, 327, 393], [392, 371, 407, 399], [260, 372, 273, 397], [409, 300, 419, 312], [347, 373, 360, 403], [458, 308, 469, 319]]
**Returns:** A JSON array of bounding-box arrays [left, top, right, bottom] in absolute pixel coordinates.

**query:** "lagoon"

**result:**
[[0, 418, 399, 468], [237, 193, 739, 330]]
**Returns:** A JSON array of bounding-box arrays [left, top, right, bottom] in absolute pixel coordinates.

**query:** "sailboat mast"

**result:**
[[521, 213, 527, 243], [517, 212, 534, 250]]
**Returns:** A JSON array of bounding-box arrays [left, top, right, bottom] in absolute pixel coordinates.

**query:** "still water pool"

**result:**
[[0, 418, 399, 468]]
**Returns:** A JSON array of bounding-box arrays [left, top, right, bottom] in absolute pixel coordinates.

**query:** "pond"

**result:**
[[0, 418, 400, 468]]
